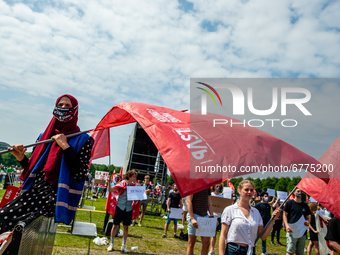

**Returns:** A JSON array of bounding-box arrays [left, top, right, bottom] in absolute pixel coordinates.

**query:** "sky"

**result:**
[[0, 0, 339, 177]]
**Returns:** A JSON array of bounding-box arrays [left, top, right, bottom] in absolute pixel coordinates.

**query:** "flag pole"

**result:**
[[0, 130, 92, 155], [255, 186, 297, 244]]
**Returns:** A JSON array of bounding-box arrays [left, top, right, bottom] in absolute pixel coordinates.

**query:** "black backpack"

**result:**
[[179, 230, 188, 241]]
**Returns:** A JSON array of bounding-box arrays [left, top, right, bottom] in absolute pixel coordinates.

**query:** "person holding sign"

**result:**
[[107, 170, 140, 253], [255, 191, 276, 255], [209, 183, 224, 255], [163, 183, 182, 238], [0, 95, 93, 234], [219, 180, 281, 255], [283, 188, 311, 255], [186, 188, 214, 255]]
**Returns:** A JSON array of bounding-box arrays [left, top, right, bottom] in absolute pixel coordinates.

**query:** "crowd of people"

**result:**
[[1, 94, 339, 255]]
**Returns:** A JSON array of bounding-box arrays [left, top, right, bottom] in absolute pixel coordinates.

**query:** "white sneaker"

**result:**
[[121, 245, 130, 253], [261, 253, 268, 255], [107, 244, 114, 252], [208, 251, 215, 255]]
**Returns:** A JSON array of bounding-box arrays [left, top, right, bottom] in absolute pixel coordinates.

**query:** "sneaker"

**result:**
[[277, 241, 285, 246], [107, 244, 114, 252], [162, 233, 167, 238], [208, 251, 215, 255], [121, 245, 130, 253], [138, 221, 142, 227], [261, 253, 268, 255], [173, 234, 179, 238], [130, 221, 135, 227], [271, 240, 276, 245]]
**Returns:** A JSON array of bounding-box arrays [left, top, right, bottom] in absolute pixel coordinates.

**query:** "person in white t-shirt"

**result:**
[[219, 180, 281, 255], [208, 183, 224, 255]]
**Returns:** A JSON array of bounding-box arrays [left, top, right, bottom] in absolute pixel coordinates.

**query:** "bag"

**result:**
[[162, 196, 168, 210], [179, 230, 188, 241], [104, 219, 120, 237]]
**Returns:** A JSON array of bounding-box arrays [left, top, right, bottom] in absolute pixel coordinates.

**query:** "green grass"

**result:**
[[0, 189, 316, 254]]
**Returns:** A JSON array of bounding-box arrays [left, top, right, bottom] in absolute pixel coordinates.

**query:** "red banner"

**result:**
[[95, 102, 325, 197], [0, 185, 20, 208], [298, 137, 340, 219], [90, 128, 110, 163]]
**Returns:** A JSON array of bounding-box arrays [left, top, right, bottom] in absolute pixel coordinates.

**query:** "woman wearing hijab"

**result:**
[[0, 95, 93, 234]]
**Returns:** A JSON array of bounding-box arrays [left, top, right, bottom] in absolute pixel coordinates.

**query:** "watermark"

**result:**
[[190, 78, 340, 180]]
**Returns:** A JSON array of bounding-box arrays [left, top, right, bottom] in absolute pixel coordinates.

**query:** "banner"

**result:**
[[95, 102, 327, 197], [0, 185, 20, 208], [315, 213, 332, 255], [196, 217, 218, 237], [95, 171, 109, 180]]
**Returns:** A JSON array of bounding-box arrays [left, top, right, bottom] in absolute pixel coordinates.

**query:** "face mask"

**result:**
[[233, 197, 236, 200], [114, 177, 120, 183], [215, 187, 221, 193], [263, 197, 269, 202], [53, 105, 78, 122], [296, 192, 303, 198]]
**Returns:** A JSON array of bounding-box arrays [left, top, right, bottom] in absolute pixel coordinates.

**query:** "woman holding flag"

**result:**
[[0, 95, 93, 234], [107, 169, 140, 253]]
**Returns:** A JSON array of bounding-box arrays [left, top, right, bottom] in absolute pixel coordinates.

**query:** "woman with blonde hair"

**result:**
[[219, 180, 281, 255]]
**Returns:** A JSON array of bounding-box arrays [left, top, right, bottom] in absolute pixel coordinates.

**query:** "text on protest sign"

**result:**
[[196, 217, 218, 237], [95, 171, 109, 180], [210, 196, 233, 214], [127, 186, 147, 201], [277, 191, 287, 201], [169, 208, 183, 219]]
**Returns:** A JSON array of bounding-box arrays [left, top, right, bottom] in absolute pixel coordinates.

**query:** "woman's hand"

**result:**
[[9, 144, 26, 161], [51, 134, 70, 150], [272, 208, 281, 220], [191, 218, 198, 228]]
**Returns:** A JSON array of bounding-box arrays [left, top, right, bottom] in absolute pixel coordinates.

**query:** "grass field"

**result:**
[[0, 189, 317, 255]]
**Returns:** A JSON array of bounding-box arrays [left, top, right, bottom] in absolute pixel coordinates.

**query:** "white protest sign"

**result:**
[[196, 217, 217, 237], [169, 208, 183, 219], [127, 186, 147, 201], [310, 197, 317, 203], [267, 188, 275, 197], [223, 187, 232, 199], [277, 191, 287, 201], [288, 215, 309, 238], [95, 171, 109, 180]]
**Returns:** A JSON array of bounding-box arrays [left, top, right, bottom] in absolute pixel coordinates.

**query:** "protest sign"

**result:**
[[223, 187, 232, 199], [127, 186, 147, 201], [210, 196, 233, 214], [196, 217, 217, 237], [277, 191, 287, 201], [267, 188, 275, 197], [169, 208, 183, 219]]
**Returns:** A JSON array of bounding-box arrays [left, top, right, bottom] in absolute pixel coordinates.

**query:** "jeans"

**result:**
[[225, 243, 255, 255], [261, 239, 266, 253]]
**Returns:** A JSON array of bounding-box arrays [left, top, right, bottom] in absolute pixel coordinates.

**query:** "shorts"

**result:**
[[113, 206, 133, 226], [225, 243, 255, 255], [187, 213, 209, 236], [286, 232, 306, 255], [182, 200, 188, 212], [140, 200, 149, 210], [166, 212, 178, 225]]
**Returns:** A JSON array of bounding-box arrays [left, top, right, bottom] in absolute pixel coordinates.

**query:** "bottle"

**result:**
[[131, 246, 139, 250]]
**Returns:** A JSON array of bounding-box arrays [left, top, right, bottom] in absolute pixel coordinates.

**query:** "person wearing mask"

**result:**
[[307, 202, 319, 255], [271, 197, 284, 246], [255, 191, 275, 255], [283, 188, 311, 255], [219, 180, 281, 255], [107, 170, 140, 253], [2, 95, 92, 233], [232, 192, 237, 204], [208, 183, 224, 255], [163, 183, 182, 238]]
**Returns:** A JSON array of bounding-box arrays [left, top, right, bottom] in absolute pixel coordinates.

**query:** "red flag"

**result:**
[[254, 189, 257, 197], [227, 179, 235, 191], [89, 128, 110, 163], [306, 196, 309, 202], [95, 102, 326, 197], [289, 194, 295, 200], [0, 185, 20, 208], [297, 137, 340, 219]]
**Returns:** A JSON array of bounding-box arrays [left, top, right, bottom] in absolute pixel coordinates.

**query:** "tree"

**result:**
[[253, 178, 262, 191], [229, 177, 243, 195], [167, 175, 174, 185], [287, 177, 302, 193], [108, 165, 115, 176], [274, 178, 290, 192], [99, 165, 109, 172]]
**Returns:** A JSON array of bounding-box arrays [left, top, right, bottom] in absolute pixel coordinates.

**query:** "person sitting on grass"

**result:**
[[162, 183, 182, 238]]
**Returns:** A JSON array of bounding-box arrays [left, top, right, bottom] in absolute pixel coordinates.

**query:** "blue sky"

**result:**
[[0, 0, 339, 172]]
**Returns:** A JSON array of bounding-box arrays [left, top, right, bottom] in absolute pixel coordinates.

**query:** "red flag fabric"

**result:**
[[0, 185, 20, 208], [119, 167, 123, 180], [289, 194, 295, 200], [297, 137, 340, 219], [306, 196, 309, 202], [90, 128, 110, 162], [95, 102, 326, 197], [227, 179, 235, 191]]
